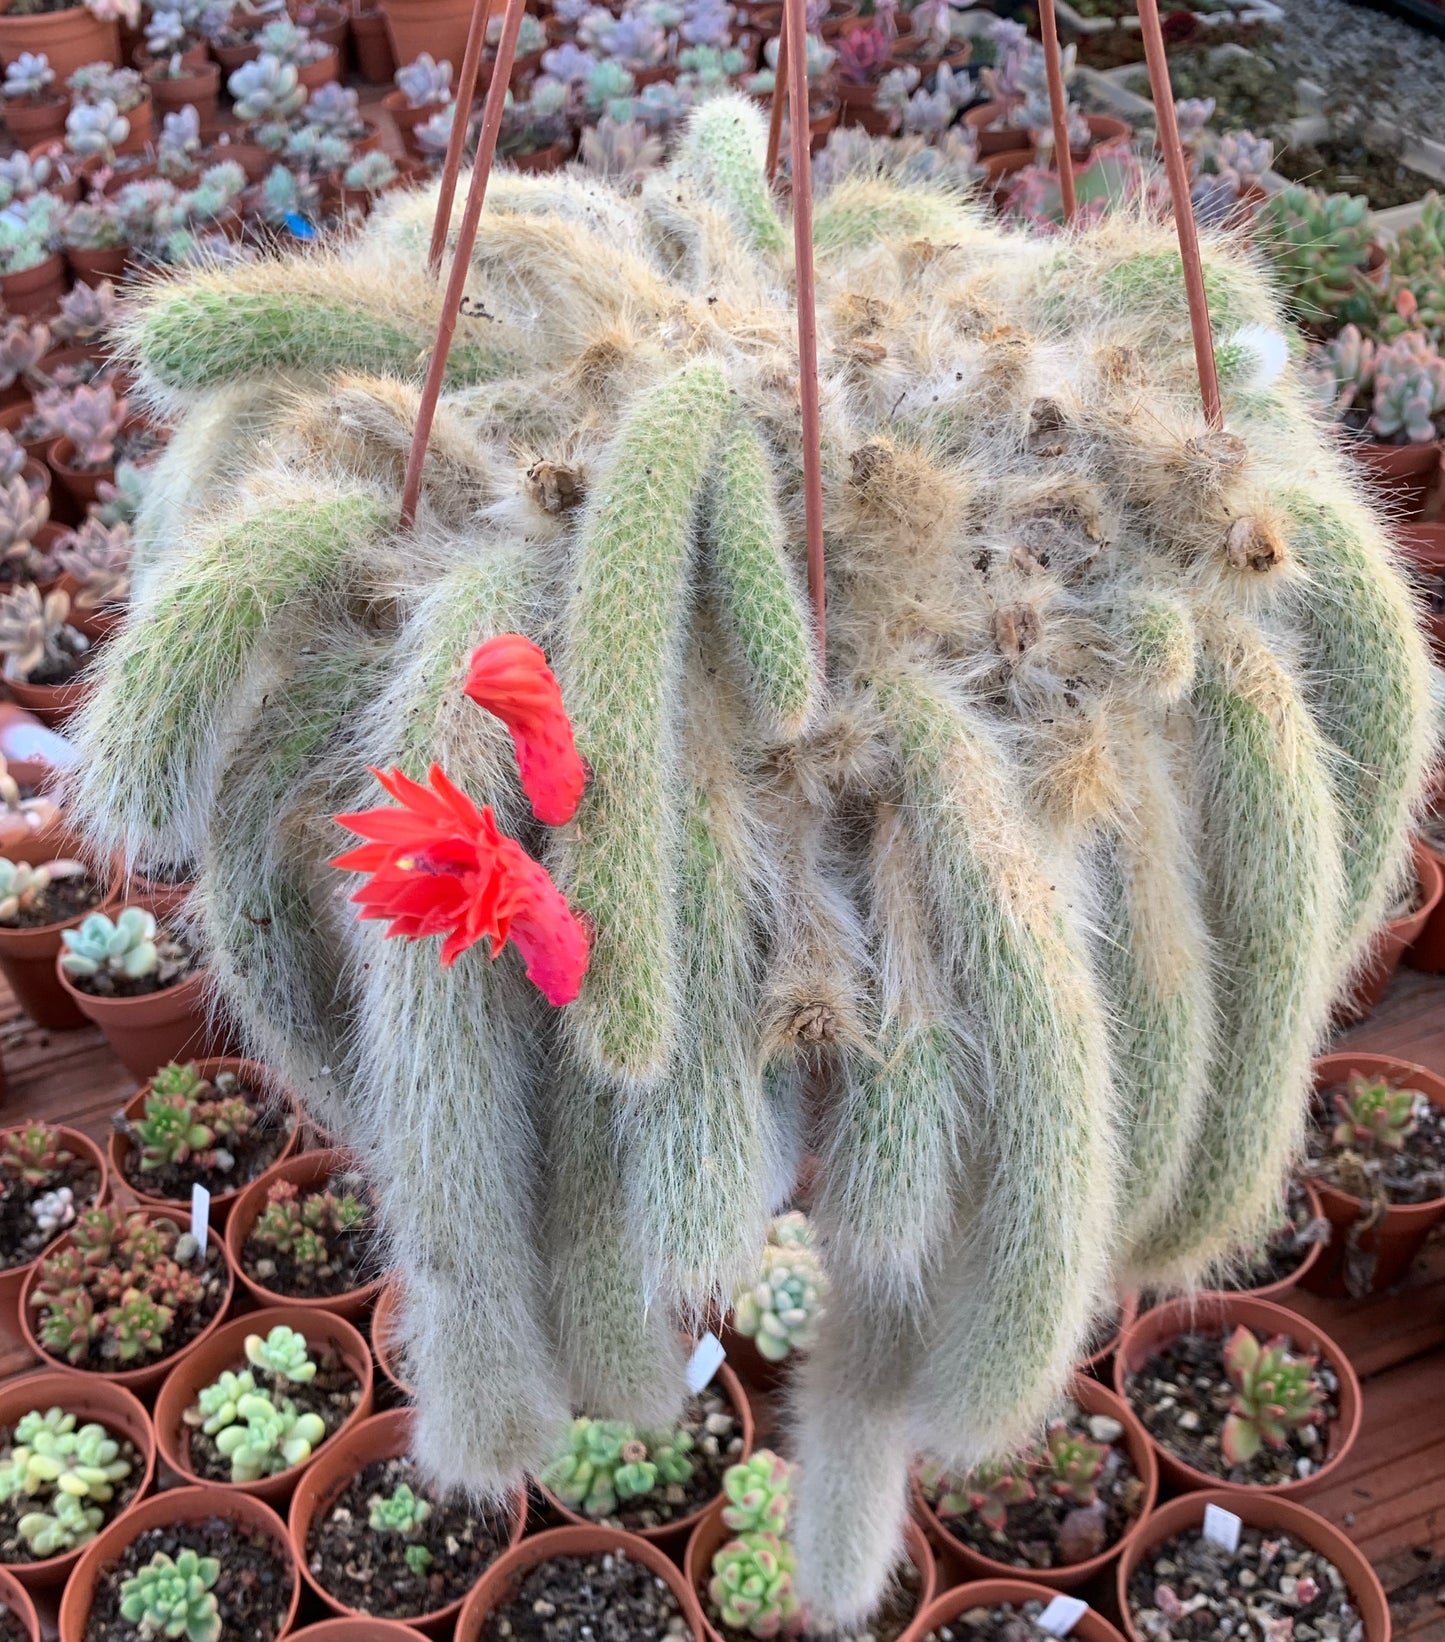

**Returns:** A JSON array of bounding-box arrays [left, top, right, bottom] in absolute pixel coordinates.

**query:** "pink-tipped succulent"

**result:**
[[51, 383, 126, 471], [1041, 1421, 1108, 1507], [2, 1121, 73, 1188], [836, 22, 891, 86], [1332, 1074, 1419, 1153], [936, 1456, 1037, 1532], [1220, 1325, 1326, 1466]]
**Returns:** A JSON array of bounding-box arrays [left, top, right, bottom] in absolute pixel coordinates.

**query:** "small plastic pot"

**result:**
[[0, 1566, 40, 1642], [4, 661, 96, 731], [458, 1524, 705, 1642], [0, 756, 78, 865], [1351, 435, 1440, 522], [0, 6, 120, 80], [370, 1278, 412, 1397], [225, 1149, 383, 1321], [0, 1370, 156, 1593], [912, 1377, 1157, 1592], [538, 1362, 755, 1553], [687, 1501, 934, 1642], [0, 1124, 108, 1339], [964, 97, 1033, 158], [288, 1624, 425, 1641], [1227, 1179, 1327, 1300], [1113, 1293, 1361, 1499], [902, 1577, 1129, 1642], [153, 1304, 374, 1508], [1304, 1050, 1445, 1294], [0, 864, 120, 1029], [56, 955, 220, 1083], [20, 1206, 235, 1398], [1338, 836, 1443, 1020], [59, 1484, 299, 1642], [379, 0, 483, 68], [349, 7, 396, 81], [288, 1407, 527, 1636], [1113, 1489, 1390, 1642], [108, 1058, 301, 1226], [1396, 521, 1445, 666]]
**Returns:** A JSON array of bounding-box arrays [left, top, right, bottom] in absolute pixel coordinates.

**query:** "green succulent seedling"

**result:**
[[1041, 1422, 1107, 1507], [540, 1416, 695, 1519], [1332, 1074, 1419, 1153], [925, 1456, 1037, 1534], [16, 1488, 105, 1557], [212, 1392, 326, 1483], [118, 1547, 221, 1642], [710, 1531, 803, 1638], [732, 1239, 825, 1364], [186, 1369, 256, 1436], [60, 906, 158, 981], [1221, 1325, 1326, 1465], [0, 1407, 131, 1549], [244, 1324, 317, 1384], [369, 1480, 431, 1535], [722, 1449, 792, 1536]]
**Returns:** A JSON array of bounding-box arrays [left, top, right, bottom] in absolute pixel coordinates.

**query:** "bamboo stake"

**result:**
[[1037, 0, 1076, 225], [766, 12, 789, 181], [428, 0, 494, 275]]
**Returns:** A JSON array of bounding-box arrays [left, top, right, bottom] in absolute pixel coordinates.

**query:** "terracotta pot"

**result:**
[[1, 93, 68, 147], [687, 1501, 932, 1642], [113, 863, 191, 924], [370, 1278, 412, 1397], [912, 1377, 1155, 1591], [48, 414, 152, 510], [1080, 1294, 1139, 1377], [349, 6, 395, 81], [0, 252, 66, 319], [208, 138, 270, 183], [1304, 1050, 1445, 1295], [289, 1407, 527, 1635], [0, 1370, 155, 1593], [985, 145, 1035, 187], [1113, 1489, 1390, 1642], [1397, 520, 1445, 666], [0, 1566, 39, 1641], [65, 243, 128, 285], [60, 1484, 299, 1642], [458, 1524, 704, 1642], [226, 1149, 383, 1321], [0, 3, 119, 79], [1229, 1179, 1328, 1300], [56, 951, 220, 1082], [291, 2, 347, 51], [110, 87, 151, 156], [506, 137, 569, 172], [1412, 829, 1445, 972], [0, 1125, 108, 1339], [1337, 835, 1443, 1020], [539, 1362, 755, 1552], [902, 1578, 1129, 1642], [4, 664, 94, 729], [0, 863, 118, 1028], [1113, 1293, 1361, 1498], [296, 47, 341, 90], [837, 78, 894, 134], [21, 1206, 235, 1397], [109, 1057, 301, 1225], [0, 755, 75, 867], [146, 59, 220, 131], [209, 37, 261, 72], [0, 399, 55, 463], [380, 87, 442, 157], [964, 97, 1032, 158], [1081, 111, 1130, 152], [378, 0, 475, 70], [289, 1624, 425, 1641], [154, 1304, 374, 1507], [1350, 435, 1440, 521]]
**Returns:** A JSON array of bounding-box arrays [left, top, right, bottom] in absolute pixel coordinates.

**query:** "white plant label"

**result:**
[[190, 1184, 210, 1254], [686, 1332, 726, 1394], [1037, 1596, 1089, 1637], [1203, 1503, 1242, 1553]]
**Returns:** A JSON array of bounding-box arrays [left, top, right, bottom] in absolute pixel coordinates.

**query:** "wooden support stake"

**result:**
[[428, 0, 494, 275], [1037, 0, 1076, 225]]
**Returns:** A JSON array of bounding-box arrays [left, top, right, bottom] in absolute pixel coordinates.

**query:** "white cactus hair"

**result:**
[[68, 99, 1436, 1624]]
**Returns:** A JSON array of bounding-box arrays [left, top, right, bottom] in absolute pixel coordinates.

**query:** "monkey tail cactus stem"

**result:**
[[558, 359, 734, 1086]]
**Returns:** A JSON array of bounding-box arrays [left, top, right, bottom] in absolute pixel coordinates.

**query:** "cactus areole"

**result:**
[[69, 96, 1436, 1629]]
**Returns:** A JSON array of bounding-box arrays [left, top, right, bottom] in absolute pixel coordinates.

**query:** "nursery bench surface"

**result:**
[[3, 967, 1445, 1634]]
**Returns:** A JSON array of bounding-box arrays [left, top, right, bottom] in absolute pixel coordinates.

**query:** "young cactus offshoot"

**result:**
[[1220, 1326, 1327, 1467]]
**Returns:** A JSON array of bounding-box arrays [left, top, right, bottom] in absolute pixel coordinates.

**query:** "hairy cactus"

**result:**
[[65, 101, 1435, 1629], [1220, 1325, 1325, 1465]]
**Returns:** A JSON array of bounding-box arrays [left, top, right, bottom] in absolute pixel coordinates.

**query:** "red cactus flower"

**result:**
[[463, 633, 586, 826], [332, 764, 590, 1006]]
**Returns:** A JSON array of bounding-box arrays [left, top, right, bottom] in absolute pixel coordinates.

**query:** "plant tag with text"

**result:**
[[686, 1332, 726, 1394], [1037, 1596, 1089, 1637], [1203, 1504, 1242, 1553], [191, 1184, 210, 1255]]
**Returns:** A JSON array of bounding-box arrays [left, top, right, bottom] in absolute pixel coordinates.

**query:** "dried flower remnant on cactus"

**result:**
[[1220, 1325, 1326, 1466], [332, 763, 591, 1005]]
